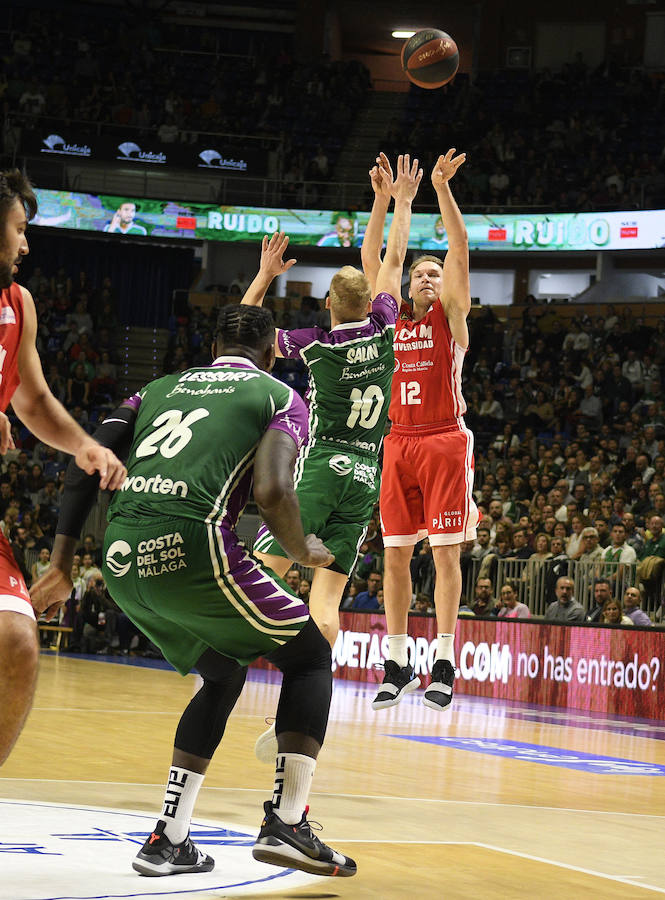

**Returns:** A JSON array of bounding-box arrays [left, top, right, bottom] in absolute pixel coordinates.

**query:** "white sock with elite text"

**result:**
[[272, 753, 316, 825], [160, 766, 204, 844]]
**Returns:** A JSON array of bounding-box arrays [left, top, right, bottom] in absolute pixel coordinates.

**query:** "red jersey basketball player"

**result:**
[[0, 170, 126, 766], [361, 150, 478, 711]]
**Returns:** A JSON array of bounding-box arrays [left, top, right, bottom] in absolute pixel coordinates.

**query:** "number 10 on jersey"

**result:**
[[346, 385, 384, 429]]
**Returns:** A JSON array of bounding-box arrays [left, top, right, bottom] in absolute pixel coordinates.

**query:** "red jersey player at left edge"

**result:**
[[0, 169, 126, 767]]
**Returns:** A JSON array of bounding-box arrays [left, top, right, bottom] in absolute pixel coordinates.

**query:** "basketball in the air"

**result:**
[[401, 29, 459, 89]]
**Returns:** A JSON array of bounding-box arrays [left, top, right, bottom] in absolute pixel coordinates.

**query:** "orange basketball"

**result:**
[[401, 29, 459, 89]]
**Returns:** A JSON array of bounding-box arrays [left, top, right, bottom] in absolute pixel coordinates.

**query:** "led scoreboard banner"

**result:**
[[32, 188, 665, 251]]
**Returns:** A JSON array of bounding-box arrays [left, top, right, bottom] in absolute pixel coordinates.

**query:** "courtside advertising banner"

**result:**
[[32, 188, 665, 250], [255, 614, 665, 719]]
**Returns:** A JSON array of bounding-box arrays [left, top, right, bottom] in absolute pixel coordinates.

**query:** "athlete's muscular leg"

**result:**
[[254, 551, 291, 579], [0, 611, 39, 766], [431, 544, 462, 634], [309, 568, 349, 647], [383, 545, 416, 636]]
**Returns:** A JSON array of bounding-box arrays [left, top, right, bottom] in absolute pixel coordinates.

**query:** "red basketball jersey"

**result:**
[[389, 300, 467, 428], [0, 283, 24, 412]]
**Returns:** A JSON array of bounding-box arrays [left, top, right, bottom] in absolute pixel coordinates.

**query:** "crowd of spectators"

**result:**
[[4, 9, 665, 212], [2, 8, 370, 202], [385, 62, 665, 211], [269, 298, 665, 627], [10, 255, 665, 655]]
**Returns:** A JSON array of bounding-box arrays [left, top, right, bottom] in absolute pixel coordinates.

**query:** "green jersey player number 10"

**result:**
[[346, 385, 384, 430]]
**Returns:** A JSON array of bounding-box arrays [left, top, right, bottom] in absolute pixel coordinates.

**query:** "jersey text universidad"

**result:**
[[390, 299, 467, 429]]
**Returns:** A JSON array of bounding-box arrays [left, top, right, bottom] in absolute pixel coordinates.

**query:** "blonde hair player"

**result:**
[[361, 149, 479, 711], [244, 155, 422, 761]]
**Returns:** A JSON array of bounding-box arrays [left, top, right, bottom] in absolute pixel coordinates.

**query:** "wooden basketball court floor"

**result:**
[[2, 651, 665, 899]]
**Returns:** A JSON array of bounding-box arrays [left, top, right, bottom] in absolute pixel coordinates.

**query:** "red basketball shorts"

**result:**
[[380, 421, 479, 547], [0, 530, 34, 619]]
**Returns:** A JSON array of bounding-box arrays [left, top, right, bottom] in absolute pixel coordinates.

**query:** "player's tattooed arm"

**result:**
[[13, 287, 126, 491], [361, 152, 393, 296]]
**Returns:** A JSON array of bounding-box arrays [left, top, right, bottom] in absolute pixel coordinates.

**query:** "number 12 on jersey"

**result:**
[[400, 381, 421, 405]]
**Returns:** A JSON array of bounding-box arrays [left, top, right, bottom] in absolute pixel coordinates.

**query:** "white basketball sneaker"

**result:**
[[254, 721, 278, 764]]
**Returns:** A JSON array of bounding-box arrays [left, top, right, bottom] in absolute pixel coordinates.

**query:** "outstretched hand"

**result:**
[[369, 151, 393, 200], [389, 153, 423, 202], [431, 148, 466, 190], [259, 231, 297, 279]]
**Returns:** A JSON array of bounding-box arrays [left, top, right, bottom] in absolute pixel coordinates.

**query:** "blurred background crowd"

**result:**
[[3, 0, 665, 654]]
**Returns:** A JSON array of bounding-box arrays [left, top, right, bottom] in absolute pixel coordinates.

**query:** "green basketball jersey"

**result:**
[[276, 292, 398, 456], [108, 356, 308, 527]]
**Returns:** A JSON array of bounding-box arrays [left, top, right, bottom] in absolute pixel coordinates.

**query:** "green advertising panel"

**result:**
[[33, 188, 665, 252]]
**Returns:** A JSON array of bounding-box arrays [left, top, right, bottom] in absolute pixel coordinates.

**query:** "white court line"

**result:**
[[1, 778, 664, 819], [32, 702, 665, 735], [31, 707, 179, 714], [474, 843, 665, 895], [31, 707, 283, 717], [3, 798, 661, 894]]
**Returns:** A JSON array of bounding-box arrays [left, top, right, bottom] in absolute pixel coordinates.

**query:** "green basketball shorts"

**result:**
[[253, 444, 380, 575], [102, 516, 310, 675]]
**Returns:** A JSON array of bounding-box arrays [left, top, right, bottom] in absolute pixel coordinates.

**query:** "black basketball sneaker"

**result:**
[[252, 801, 356, 877], [132, 819, 215, 876]]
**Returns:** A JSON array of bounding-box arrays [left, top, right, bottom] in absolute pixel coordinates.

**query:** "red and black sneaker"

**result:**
[[252, 801, 356, 877], [132, 819, 214, 876]]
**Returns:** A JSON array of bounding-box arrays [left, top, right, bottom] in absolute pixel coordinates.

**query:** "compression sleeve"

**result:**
[[56, 404, 137, 538]]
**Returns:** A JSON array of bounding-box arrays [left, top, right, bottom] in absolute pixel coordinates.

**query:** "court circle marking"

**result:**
[[0, 799, 318, 899]]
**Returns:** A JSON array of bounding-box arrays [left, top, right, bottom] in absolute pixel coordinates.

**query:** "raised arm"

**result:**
[[431, 149, 471, 347], [374, 154, 422, 302], [240, 231, 296, 307], [241, 231, 296, 358], [360, 152, 393, 296]]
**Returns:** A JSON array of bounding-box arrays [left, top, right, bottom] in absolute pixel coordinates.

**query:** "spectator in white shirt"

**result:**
[[19, 82, 46, 116], [635, 453, 655, 485], [157, 118, 179, 143], [621, 351, 644, 389]]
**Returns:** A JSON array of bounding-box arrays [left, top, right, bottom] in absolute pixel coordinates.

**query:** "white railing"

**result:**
[[464, 556, 645, 618], [80, 494, 661, 619]]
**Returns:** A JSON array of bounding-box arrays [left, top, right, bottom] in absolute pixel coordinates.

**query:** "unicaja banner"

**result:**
[[253, 614, 665, 720], [31, 188, 665, 250], [23, 133, 266, 175]]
